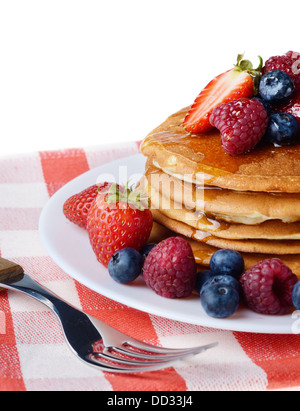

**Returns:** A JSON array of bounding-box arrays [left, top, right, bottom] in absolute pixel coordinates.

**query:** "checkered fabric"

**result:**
[[0, 142, 300, 391]]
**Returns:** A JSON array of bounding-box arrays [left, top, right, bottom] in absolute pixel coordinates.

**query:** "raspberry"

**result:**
[[263, 51, 300, 91], [240, 258, 298, 315], [210, 98, 269, 156], [143, 237, 197, 299]]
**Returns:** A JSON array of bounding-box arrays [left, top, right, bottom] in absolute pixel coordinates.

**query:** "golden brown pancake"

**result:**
[[151, 209, 300, 255], [149, 221, 300, 279], [189, 239, 300, 280], [144, 163, 300, 224], [144, 180, 300, 240], [141, 107, 300, 193]]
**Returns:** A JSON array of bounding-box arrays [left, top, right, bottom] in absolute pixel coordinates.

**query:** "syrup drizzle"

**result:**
[[141, 107, 300, 183]]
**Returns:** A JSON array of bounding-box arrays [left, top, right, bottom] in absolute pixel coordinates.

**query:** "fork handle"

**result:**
[[0, 257, 82, 315], [0, 257, 24, 284], [0, 257, 101, 352], [0, 257, 73, 312]]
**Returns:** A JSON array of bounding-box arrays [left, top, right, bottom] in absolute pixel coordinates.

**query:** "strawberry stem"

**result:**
[[234, 53, 264, 95], [104, 182, 150, 211], [234, 53, 263, 75]]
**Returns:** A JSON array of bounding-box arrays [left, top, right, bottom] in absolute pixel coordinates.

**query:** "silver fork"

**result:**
[[0, 257, 218, 373]]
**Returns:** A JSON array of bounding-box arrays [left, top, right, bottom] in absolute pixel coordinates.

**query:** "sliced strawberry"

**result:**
[[183, 55, 263, 134]]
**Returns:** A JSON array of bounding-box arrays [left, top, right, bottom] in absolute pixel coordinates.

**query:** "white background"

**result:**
[[0, 0, 299, 156]]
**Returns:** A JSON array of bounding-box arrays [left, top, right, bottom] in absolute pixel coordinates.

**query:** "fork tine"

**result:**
[[111, 343, 217, 361], [108, 345, 211, 362], [88, 316, 218, 356], [87, 343, 218, 374], [123, 339, 216, 355], [94, 351, 186, 366], [87, 354, 186, 374], [122, 341, 219, 357]]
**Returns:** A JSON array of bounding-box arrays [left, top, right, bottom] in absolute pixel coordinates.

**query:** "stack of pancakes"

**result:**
[[140, 107, 300, 278]]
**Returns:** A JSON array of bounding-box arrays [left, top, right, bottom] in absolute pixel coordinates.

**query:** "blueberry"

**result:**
[[195, 270, 215, 294], [108, 248, 144, 284], [253, 97, 272, 116], [210, 249, 245, 279], [140, 243, 156, 260], [201, 275, 241, 296], [200, 283, 240, 319], [265, 112, 300, 146], [259, 70, 295, 105], [292, 281, 300, 310]]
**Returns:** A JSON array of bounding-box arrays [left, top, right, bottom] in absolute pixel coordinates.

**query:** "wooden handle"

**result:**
[[0, 257, 24, 285]]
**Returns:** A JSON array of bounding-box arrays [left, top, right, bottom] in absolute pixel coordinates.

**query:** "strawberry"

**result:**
[[183, 54, 263, 134], [63, 183, 110, 229], [87, 183, 153, 268]]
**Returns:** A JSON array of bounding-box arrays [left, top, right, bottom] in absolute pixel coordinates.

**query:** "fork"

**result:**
[[0, 257, 218, 373]]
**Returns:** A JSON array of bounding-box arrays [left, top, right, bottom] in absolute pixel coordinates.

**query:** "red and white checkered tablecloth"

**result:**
[[1, 141, 300, 392]]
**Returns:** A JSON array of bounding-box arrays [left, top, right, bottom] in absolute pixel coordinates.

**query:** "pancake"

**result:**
[[149, 221, 300, 279], [141, 107, 300, 193], [151, 209, 300, 255], [189, 238, 300, 280], [144, 180, 300, 240], [144, 162, 300, 224]]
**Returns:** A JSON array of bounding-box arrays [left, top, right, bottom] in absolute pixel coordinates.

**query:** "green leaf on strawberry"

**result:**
[[104, 182, 150, 211]]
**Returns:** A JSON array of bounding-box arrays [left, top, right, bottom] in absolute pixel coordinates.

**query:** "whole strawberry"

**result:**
[[210, 98, 269, 155], [87, 183, 153, 267], [143, 237, 197, 299], [263, 51, 300, 91], [63, 183, 110, 229]]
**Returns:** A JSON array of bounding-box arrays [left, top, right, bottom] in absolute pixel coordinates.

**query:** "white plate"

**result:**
[[39, 154, 299, 334]]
